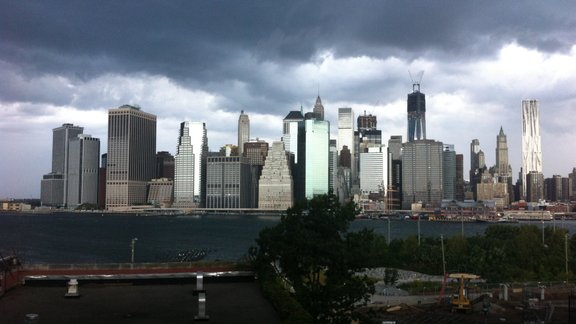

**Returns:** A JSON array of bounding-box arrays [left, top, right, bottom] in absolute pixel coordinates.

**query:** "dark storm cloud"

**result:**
[[1, 0, 575, 115], [3, 1, 574, 74]]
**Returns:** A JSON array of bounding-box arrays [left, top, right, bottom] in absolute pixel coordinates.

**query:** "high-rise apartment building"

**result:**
[[106, 105, 157, 209], [173, 122, 195, 207], [189, 122, 208, 205], [41, 123, 84, 207], [66, 134, 100, 208], [237, 110, 250, 156], [521, 99, 542, 199], [282, 110, 304, 163], [313, 95, 325, 121], [258, 141, 294, 210], [401, 140, 443, 209], [407, 82, 426, 142]]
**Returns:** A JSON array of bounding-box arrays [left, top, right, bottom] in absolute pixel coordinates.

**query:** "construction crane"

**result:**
[[449, 273, 480, 312]]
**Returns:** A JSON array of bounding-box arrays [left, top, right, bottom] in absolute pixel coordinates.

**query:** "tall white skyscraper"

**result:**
[[521, 99, 542, 198], [238, 110, 250, 156], [189, 122, 207, 203], [66, 134, 100, 208], [174, 122, 195, 207], [106, 105, 156, 209]]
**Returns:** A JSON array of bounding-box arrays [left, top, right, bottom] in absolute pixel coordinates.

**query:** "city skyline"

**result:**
[[1, 1, 576, 198]]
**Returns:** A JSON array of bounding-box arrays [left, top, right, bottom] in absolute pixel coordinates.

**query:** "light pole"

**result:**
[[566, 233, 569, 276], [441, 234, 446, 277], [131, 237, 138, 264], [387, 216, 391, 245]]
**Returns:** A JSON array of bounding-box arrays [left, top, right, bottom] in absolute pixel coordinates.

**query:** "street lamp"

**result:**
[[131, 237, 138, 264]]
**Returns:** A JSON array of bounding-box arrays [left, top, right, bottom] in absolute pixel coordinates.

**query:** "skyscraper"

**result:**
[[173, 122, 195, 207], [521, 99, 542, 199], [495, 127, 510, 178], [41, 123, 84, 207], [258, 141, 294, 210], [329, 139, 338, 194], [442, 144, 456, 201], [156, 151, 175, 180], [357, 111, 377, 130], [313, 95, 325, 121], [237, 110, 250, 156], [387, 135, 403, 210], [106, 105, 156, 209], [469, 139, 484, 200], [455, 154, 465, 201], [338, 108, 355, 189], [359, 145, 386, 195], [295, 114, 330, 202], [189, 122, 208, 205], [206, 156, 254, 208], [66, 134, 100, 208], [407, 82, 426, 142], [401, 140, 443, 209], [282, 110, 304, 163]]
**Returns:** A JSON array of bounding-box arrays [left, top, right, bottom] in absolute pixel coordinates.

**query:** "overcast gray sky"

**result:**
[[1, 0, 575, 198]]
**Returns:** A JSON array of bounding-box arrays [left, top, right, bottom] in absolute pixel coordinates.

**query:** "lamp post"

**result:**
[[441, 234, 446, 277], [566, 233, 569, 276], [131, 237, 138, 264]]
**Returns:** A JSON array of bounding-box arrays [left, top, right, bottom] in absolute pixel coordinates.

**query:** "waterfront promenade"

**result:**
[[1, 261, 280, 323]]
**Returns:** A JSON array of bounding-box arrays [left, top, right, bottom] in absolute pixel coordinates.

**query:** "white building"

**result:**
[[359, 145, 386, 195], [237, 110, 250, 156], [258, 141, 294, 210], [521, 99, 542, 198], [189, 122, 207, 203], [173, 122, 195, 207]]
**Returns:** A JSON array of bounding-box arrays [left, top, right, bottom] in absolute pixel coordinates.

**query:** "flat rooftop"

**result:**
[[1, 279, 280, 323]]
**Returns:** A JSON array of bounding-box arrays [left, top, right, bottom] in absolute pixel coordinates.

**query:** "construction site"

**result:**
[[359, 271, 575, 323]]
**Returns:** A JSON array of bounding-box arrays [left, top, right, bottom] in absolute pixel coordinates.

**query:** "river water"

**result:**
[[1, 213, 574, 264]]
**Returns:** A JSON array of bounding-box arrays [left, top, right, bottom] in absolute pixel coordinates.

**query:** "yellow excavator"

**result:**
[[449, 273, 480, 312]]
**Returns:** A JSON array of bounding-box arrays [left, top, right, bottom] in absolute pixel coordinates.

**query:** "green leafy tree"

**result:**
[[255, 194, 378, 323]]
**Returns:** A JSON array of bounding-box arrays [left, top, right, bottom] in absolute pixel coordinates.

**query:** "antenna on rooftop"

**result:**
[[408, 70, 425, 92]]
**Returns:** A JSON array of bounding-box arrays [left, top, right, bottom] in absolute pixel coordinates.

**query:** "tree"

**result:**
[[255, 194, 378, 323]]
